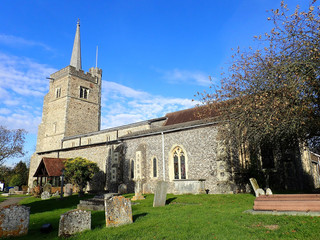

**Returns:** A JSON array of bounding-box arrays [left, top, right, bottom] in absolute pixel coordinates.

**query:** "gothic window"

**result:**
[[80, 86, 89, 99], [152, 157, 157, 178], [55, 88, 61, 98], [173, 147, 186, 179]]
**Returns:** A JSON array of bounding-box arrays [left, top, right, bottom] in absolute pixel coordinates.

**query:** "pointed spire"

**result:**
[[70, 19, 82, 70]]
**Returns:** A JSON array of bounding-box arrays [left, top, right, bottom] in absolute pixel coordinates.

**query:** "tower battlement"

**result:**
[[51, 65, 101, 84]]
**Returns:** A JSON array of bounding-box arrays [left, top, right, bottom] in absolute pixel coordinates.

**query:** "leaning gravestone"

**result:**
[[58, 209, 91, 237], [153, 181, 168, 207], [43, 183, 52, 194], [249, 178, 265, 197], [105, 196, 133, 227], [64, 183, 73, 197], [118, 184, 127, 194], [41, 191, 51, 200], [0, 205, 30, 237]]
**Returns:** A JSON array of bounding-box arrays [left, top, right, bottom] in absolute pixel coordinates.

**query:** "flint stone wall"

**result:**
[[58, 209, 91, 237], [105, 196, 133, 227], [0, 205, 30, 237]]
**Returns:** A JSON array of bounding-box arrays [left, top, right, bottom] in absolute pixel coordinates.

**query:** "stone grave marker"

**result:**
[[41, 191, 51, 200], [132, 180, 145, 201], [118, 183, 127, 194], [105, 196, 133, 227], [249, 178, 265, 197], [8, 188, 15, 195], [64, 183, 73, 197], [0, 205, 30, 237], [13, 186, 19, 192], [58, 209, 91, 237], [153, 181, 168, 207], [43, 183, 52, 193]]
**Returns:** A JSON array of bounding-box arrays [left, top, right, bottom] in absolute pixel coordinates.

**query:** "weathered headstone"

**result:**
[[13, 186, 19, 192], [43, 183, 52, 193], [118, 183, 127, 194], [41, 191, 51, 200], [105, 196, 133, 227], [0, 205, 30, 237], [58, 209, 91, 237], [266, 188, 273, 196], [64, 183, 73, 197], [8, 188, 15, 195], [132, 180, 145, 201], [249, 178, 265, 197], [153, 181, 168, 207]]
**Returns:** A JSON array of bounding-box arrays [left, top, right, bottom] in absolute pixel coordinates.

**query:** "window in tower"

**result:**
[[80, 86, 89, 99], [55, 88, 61, 98]]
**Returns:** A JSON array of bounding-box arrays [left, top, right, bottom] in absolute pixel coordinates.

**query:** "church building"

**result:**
[[28, 21, 320, 194]]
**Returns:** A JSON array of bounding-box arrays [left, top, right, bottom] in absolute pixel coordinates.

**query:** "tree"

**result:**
[[198, 0, 320, 153], [64, 157, 99, 196], [0, 126, 26, 165]]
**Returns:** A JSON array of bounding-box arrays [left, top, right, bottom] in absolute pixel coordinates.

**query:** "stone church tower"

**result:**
[[36, 20, 102, 152]]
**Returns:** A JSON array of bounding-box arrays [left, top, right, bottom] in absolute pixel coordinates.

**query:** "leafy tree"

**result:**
[[9, 174, 24, 187], [198, 1, 320, 153], [13, 161, 28, 186], [0, 126, 26, 165], [64, 157, 99, 196]]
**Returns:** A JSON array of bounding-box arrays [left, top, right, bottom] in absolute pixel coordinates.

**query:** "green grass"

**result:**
[[6, 194, 320, 239]]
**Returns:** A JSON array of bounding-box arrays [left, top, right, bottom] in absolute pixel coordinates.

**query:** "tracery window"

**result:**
[[173, 147, 186, 179]]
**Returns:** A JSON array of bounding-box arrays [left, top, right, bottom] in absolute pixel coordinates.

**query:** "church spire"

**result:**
[[70, 19, 82, 70]]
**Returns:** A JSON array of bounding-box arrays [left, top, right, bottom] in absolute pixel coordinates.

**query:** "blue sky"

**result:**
[[0, 0, 312, 166]]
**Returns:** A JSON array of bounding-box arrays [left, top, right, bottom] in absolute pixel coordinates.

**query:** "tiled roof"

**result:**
[[33, 157, 67, 177], [164, 105, 219, 126]]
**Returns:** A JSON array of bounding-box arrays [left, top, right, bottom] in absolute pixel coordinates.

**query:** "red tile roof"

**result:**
[[164, 105, 219, 126], [33, 157, 67, 177]]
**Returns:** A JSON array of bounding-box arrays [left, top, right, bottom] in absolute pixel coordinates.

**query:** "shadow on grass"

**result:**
[[166, 197, 177, 205], [23, 195, 94, 214], [91, 211, 105, 229], [133, 213, 147, 222]]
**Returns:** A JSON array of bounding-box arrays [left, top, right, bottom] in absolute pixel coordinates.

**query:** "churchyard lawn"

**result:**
[[8, 193, 320, 239]]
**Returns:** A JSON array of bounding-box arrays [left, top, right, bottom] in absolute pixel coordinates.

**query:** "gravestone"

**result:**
[[58, 209, 91, 237], [249, 178, 265, 197], [8, 188, 15, 195], [41, 191, 51, 200], [105, 196, 133, 227], [13, 186, 19, 192], [43, 183, 52, 193], [64, 183, 73, 197], [153, 181, 168, 207], [118, 184, 127, 194], [52, 191, 60, 197], [132, 180, 145, 201], [266, 188, 273, 195], [0, 205, 30, 237]]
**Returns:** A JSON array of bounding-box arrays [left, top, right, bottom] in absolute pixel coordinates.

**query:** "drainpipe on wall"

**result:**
[[161, 132, 165, 181]]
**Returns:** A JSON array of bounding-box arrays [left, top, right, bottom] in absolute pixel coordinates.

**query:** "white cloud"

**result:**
[[162, 68, 212, 86], [101, 80, 197, 128], [0, 34, 52, 51]]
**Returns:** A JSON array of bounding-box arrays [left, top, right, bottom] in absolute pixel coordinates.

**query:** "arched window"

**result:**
[[130, 159, 134, 179], [152, 157, 157, 178], [173, 147, 186, 179]]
